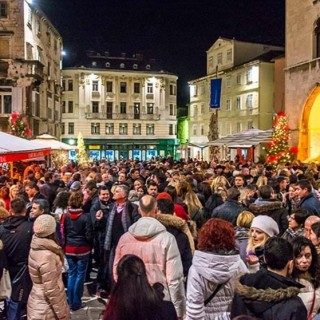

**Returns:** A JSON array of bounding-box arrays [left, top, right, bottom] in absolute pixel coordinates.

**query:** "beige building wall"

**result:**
[[285, 0, 320, 160]]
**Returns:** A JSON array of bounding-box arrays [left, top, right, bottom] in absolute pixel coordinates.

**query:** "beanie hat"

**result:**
[[33, 214, 56, 238], [251, 215, 279, 237], [174, 204, 190, 221], [70, 181, 81, 191], [156, 192, 172, 201]]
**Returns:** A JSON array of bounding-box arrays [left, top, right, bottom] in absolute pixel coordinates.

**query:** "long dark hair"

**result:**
[[292, 236, 320, 288], [103, 255, 162, 320]]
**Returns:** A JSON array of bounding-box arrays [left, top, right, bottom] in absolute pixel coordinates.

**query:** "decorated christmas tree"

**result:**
[[8, 112, 32, 138], [76, 132, 90, 167], [265, 112, 298, 165]]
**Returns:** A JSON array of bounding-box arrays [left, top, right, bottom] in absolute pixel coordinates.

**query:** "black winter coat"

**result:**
[[0, 216, 33, 279], [231, 270, 307, 320], [211, 200, 244, 226]]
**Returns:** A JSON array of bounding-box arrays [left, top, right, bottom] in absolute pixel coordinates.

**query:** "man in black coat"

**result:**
[[210, 187, 244, 226], [231, 237, 307, 320], [0, 198, 33, 320]]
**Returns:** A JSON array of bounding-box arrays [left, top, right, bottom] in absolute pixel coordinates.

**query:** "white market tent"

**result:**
[[31, 134, 76, 151], [205, 129, 273, 148], [0, 132, 51, 162]]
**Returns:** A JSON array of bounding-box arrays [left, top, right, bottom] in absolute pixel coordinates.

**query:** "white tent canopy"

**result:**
[[205, 129, 273, 147], [0, 132, 51, 162], [32, 134, 76, 151]]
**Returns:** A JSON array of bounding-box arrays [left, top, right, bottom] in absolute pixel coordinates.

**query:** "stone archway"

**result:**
[[299, 85, 320, 161]]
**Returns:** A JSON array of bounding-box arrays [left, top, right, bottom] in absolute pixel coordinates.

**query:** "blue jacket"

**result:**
[[211, 200, 244, 226], [299, 193, 320, 216]]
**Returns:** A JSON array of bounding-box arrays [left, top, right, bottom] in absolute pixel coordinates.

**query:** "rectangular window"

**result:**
[[236, 96, 241, 110], [169, 124, 174, 135], [92, 80, 99, 91], [237, 74, 241, 85], [27, 7, 32, 27], [226, 75, 231, 88], [227, 49, 232, 62], [201, 104, 205, 114], [0, 2, 8, 18], [106, 81, 113, 93], [68, 101, 73, 113], [208, 56, 214, 69], [246, 94, 253, 109], [236, 122, 242, 133], [120, 102, 126, 114], [1, 95, 11, 113], [193, 125, 197, 136], [106, 102, 113, 119], [217, 53, 222, 65], [147, 82, 153, 94], [92, 101, 99, 113], [247, 68, 253, 83], [147, 103, 154, 114], [133, 82, 140, 94], [226, 99, 231, 111], [146, 124, 154, 135], [91, 123, 100, 134], [119, 123, 128, 135], [226, 122, 232, 135], [62, 101, 66, 113], [68, 123, 74, 134], [134, 103, 140, 119], [47, 30, 51, 47], [68, 80, 73, 91], [247, 120, 253, 129], [61, 123, 65, 135], [133, 124, 141, 135], [105, 123, 114, 135], [120, 82, 126, 93], [201, 125, 204, 135], [170, 84, 176, 95], [169, 104, 174, 115]]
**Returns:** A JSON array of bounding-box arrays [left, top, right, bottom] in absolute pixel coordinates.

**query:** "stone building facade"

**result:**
[[61, 51, 178, 161], [0, 0, 62, 137], [285, 0, 320, 161]]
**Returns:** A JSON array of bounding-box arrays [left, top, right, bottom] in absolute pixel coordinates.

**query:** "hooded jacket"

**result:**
[[298, 193, 320, 216], [157, 213, 194, 276], [231, 270, 307, 320], [113, 217, 186, 318], [186, 250, 247, 320], [28, 235, 70, 320], [249, 199, 288, 235], [211, 200, 244, 226]]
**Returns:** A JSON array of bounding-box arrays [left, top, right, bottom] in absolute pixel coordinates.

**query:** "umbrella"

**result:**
[[32, 134, 76, 151]]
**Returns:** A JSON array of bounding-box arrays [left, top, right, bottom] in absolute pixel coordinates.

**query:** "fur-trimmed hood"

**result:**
[[249, 200, 284, 215], [156, 213, 195, 254], [234, 270, 304, 316]]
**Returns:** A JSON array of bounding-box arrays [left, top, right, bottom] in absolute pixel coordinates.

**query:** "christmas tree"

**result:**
[[265, 112, 298, 165], [8, 112, 32, 138], [76, 132, 90, 167]]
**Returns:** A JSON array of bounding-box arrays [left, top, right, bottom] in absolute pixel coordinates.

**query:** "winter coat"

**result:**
[[64, 208, 93, 256], [157, 213, 194, 276], [211, 200, 244, 226], [235, 227, 249, 264], [113, 217, 186, 318], [298, 193, 320, 216], [0, 216, 33, 279], [249, 199, 289, 235], [231, 270, 307, 320], [186, 250, 247, 320], [205, 195, 224, 218], [296, 277, 320, 318], [27, 235, 70, 320]]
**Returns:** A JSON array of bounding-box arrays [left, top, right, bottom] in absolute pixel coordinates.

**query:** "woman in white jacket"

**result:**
[[186, 218, 247, 320]]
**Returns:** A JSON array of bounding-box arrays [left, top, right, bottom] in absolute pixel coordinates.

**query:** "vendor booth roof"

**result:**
[[205, 129, 273, 147], [32, 134, 76, 151], [0, 132, 51, 162]]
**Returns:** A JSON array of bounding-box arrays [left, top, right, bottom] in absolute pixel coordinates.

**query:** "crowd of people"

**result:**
[[0, 157, 320, 319]]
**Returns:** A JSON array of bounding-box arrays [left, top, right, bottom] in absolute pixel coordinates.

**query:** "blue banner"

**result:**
[[210, 78, 222, 109]]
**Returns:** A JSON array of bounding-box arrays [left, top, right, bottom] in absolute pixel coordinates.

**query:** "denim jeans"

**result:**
[[6, 298, 25, 320], [66, 254, 89, 310]]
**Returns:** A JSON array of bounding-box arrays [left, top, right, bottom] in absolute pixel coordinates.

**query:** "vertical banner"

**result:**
[[210, 78, 222, 109]]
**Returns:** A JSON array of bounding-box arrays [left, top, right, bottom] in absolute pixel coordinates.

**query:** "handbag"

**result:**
[[0, 268, 11, 299], [11, 264, 32, 303]]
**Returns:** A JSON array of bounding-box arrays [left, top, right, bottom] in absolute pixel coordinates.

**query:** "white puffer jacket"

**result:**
[[113, 217, 186, 318], [186, 250, 247, 320], [297, 278, 320, 318]]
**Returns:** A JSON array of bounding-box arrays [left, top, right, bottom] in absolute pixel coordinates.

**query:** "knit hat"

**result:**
[[174, 204, 190, 221], [33, 214, 56, 238], [156, 192, 172, 201], [251, 215, 279, 237], [70, 181, 81, 191]]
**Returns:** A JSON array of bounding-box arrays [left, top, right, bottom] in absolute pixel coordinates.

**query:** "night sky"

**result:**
[[34, 0, 285, 105]]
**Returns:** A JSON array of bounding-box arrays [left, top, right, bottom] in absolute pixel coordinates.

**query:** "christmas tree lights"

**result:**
[[265, 112, 298, 165], [76, 132, 90, 168], [8, 112, 32, 138]]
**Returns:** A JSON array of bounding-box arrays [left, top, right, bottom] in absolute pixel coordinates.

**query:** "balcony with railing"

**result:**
[[85, 113, 161, 120]]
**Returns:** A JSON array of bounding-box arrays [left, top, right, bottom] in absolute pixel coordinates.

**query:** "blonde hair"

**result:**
[[246, 229, 269, 253], [236, 211, 255, 228], [256, 176, 268, 188]]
